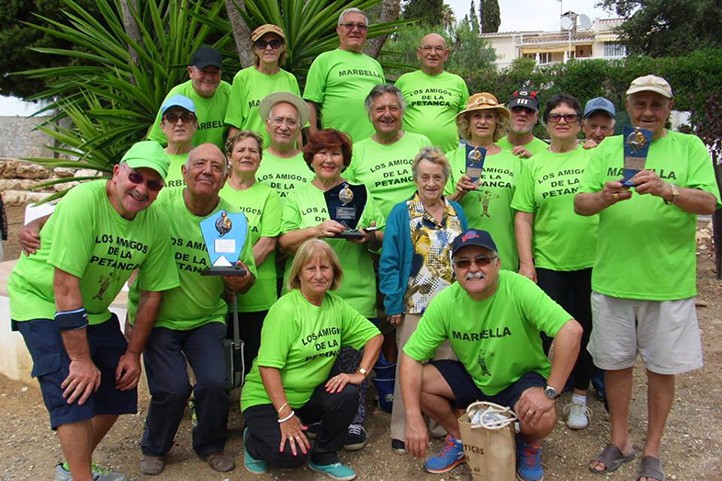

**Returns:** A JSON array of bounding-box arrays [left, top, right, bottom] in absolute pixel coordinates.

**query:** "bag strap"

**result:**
[[466, 400, 518, 430]]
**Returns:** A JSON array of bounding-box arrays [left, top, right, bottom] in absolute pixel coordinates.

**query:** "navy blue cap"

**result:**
[[451, 229, 498, 257]]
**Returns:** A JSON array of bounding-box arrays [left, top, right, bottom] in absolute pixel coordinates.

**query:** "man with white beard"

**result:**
[[399, 229, 582, 481]]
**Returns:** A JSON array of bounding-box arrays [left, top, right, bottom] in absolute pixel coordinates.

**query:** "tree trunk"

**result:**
[[364, 0, 401, 58], [119, 0, 141, 78], [225, 0, 255, 68]]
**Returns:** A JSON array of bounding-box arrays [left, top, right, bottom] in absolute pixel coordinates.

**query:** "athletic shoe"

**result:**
[[564, 401, 592, 430], [343, 424, 367, 451], [391, 438, 406, 455], [243, 428, 268, 474], [516, 437, 544, 481], [139, 455, 165, 476], [55, 462, 128, 481], [423, 435, 465, 474], [308, 460, 357, 481]]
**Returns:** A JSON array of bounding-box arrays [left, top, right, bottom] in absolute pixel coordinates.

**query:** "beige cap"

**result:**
[[457, 92, 510, 119], [626, 75, 673, 98], [251, 24, 286, 42], [259, 92, 310, 126]]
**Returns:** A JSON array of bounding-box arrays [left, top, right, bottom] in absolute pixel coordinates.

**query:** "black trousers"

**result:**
[[243, 383, 358, 467]]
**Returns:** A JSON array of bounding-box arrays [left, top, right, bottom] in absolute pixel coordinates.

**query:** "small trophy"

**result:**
[[199, 210, 248, 276], [465, 145, 487, 184], [621, 125, 653, 187], [324, 182, 367, 239]]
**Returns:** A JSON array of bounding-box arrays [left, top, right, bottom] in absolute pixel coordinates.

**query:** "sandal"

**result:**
[[638, 456, 665, 481], [588, 443, 636, 474]]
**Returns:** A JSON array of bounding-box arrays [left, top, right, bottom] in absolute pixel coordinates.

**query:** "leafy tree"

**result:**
[[468, 0, 480, 33], [401, 0, 443, 25], [480, 0, 500, 33], [598, 0, 722, 56]]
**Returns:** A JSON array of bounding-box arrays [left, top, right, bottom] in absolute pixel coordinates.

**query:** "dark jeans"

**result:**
[[536, 267, 594, 391], [243, 383, 359, 467], [228, 310, 267, 375], [141, 322, 228, 457]]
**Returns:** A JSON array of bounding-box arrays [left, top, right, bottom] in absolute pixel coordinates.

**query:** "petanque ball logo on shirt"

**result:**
[[626, 128, 648, 153], [339, 183, 354, 205], [215, 211, 232, 237]]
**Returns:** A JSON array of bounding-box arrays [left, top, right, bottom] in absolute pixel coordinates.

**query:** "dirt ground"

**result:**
[[1, 203, 721, 481]]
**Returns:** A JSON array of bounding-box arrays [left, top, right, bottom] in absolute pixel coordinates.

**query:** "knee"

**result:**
[[150, 377, 192, 405], [521, 410, 557, 439]]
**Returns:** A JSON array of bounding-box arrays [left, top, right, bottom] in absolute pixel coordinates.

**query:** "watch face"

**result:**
[[544, 387, 557, 399]]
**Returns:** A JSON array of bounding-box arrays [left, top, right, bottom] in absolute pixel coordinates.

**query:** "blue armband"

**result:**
[[55, 308, 89, 331]]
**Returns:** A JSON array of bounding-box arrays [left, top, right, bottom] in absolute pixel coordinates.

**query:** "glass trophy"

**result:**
[[324, 182, 367, 239], [465, 145, 487, 184], [199, 210, 248, 276], [621, 125, 653, 187]]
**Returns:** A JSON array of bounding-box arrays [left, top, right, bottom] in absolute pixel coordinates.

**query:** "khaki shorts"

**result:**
[[588, 292, 703, 375]]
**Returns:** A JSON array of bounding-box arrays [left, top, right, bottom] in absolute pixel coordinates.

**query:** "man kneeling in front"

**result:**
[[399, 229, 582, 481]]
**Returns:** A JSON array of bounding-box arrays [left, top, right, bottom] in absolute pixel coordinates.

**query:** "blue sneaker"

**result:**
[[243, 428, 268, 474], [424, 435, 466, 474], [308, 461, 357, 481], [516, 437, 544, 481]]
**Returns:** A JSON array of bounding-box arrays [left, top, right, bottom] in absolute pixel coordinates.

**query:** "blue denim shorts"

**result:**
[[14, 314, 137, 429], [429, 359, 546, 410]]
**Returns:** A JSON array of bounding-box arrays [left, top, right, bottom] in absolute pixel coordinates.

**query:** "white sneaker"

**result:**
[[564, 401, 592, 430]]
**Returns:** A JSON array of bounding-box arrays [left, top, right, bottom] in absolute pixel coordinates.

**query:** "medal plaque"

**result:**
[[621, 125, 653, 187], [465, 145, 487, 184], [324, 182, 367, 239], [199, 210, 248, 276]]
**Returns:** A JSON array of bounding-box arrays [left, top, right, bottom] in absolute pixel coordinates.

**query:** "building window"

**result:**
[[604, 42, 626, 57], [538, 52, 552, 64]]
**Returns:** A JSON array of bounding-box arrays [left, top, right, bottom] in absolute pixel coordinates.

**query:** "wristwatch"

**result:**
[[543, 385, 558, 400], [358, 367, 368, 377], [664, 184, 679, 205]]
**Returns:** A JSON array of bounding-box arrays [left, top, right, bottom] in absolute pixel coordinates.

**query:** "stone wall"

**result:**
[[0, 116, 55, 159]]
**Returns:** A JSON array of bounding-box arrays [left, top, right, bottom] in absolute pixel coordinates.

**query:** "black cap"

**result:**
[[190, 45, 223, 69], [451, 229, 498, 258], [507, 89, 539, 111]]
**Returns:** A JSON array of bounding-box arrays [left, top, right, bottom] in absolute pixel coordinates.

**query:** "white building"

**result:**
[[481, 18, 626, 68]]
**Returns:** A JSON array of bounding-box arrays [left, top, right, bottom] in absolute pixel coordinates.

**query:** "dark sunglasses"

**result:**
[[254, 38, 283, 50], [126, 168, 164, 192], [164, 112, 195, 124], [453, 255, 497, 269], [547, 113, 579, 123], [340, 22, 368, 31]]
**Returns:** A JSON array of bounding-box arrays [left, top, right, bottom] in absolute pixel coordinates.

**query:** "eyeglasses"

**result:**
[[547, 113, 579, 123], [270, 116, 299, 128], [125, 167, 164, 192], [453, 255, 497, 269], [254, 38, 283, 50], [420, 45, 446, 52], [164, 113, 195, 124], [340, 22, 368, 31]]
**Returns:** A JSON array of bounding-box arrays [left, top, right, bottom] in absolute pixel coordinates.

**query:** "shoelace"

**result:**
[[520, 440, 541, 467], [563, 401, 594, 418], [348, 424, 363, 436], [438, 437, 460, 457]]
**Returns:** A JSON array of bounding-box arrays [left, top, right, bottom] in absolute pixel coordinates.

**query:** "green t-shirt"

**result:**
[[578, 131, 721, 300], [165, 152, 189, 188], [127, 187, 256, 330], [511, 145, 598, 270], [8, 180, 179, 325], [224, 66, 301, 148], [281, 182, 385, 318], [445, 147, 523, 271], [220, 182, 282, 311], [395, 70, 469, 153], [256, 150, 314, 206], [403, 272, 571, 395], [147, 80, 231, 150], [241, 289, 380, 410], [303, 48, 385, 142], [345, 132, 432, 219], [497, 135, 548, 157]]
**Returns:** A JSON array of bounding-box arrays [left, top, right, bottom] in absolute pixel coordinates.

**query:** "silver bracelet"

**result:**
[[278, 410, 295, 423]]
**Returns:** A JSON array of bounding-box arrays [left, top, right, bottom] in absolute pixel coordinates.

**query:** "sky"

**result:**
[[1, 0, 617, 117], [447, 0, 615, 32]]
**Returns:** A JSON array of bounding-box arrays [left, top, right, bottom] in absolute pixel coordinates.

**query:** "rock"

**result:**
[[53, 167, 76, 178], [15, 163, 51, 180], [74, 168, 103, 178]]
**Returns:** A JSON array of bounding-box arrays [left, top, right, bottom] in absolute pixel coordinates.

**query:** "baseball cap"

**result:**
[[507, 89, 540, 111], [160, 95, 196, 116], [457, 92, 510, 119], [626, 75, 673, 98], [120, 141, 170, 179], [251, 24, 286, 42], [451, 229, 498, 258], [583, 97, 616, 119], [189, 45, 223, 70], [259, 92, 310, 126]]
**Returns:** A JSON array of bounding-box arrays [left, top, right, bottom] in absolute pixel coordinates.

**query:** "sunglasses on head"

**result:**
[[125, 167, 164, 192], [254, 38, 283, 50], [164, 112, 195, 124], [453, 255, 497, 269]]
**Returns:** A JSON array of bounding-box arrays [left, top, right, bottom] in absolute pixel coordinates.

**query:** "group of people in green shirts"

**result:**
[[7, 4, 719, 481]]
